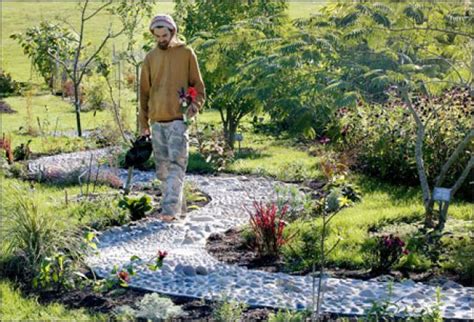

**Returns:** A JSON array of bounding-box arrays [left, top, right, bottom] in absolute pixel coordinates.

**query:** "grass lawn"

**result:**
[[294, 176, 473, 268], [1, 1, 174, 82]]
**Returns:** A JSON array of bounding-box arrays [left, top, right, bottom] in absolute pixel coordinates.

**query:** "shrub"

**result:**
[[275, 160, 312, 182], [193, 124, 234, 172], [13, 140, 32, 161], [118, 195, 152, 221], [247, 201, 291, 258], [363, 234, 409, 273], [213, 298, 246, 322], [274, 184, 312, 222], [3, 185, 80, 284], [344, 87, 472, 200], [0, 70, 20, 97], [121, 293, 183, 321], [82, 75, 108, 112]]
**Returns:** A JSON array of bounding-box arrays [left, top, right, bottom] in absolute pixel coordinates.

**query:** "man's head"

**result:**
[[153, 27, 173, 50], [149, 14, 177, 50]]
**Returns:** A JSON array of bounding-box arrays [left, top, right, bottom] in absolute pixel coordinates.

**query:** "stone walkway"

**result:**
[[28, 150, 473, 320]]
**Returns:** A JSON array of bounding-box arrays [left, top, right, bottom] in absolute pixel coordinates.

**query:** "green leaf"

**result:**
[[337, 12, 359, 27], [147, 264, 157, 271], [73, 271, 88, 280], [403, 5, 424, 25], [130, 255, 141, 262], [371, 12, 391, 28]]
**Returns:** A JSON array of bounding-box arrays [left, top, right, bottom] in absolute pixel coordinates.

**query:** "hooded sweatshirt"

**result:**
[[139, 40, 205, 131]]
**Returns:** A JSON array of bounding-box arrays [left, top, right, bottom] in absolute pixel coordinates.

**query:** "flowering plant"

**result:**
[[365, 234, 409, 273], [147, 249, 168, 271], [178, 87, 198, 126]]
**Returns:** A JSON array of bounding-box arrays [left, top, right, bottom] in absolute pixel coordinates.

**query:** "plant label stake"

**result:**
[[235, 133, 243, 153], [432, 187, 451, 231]]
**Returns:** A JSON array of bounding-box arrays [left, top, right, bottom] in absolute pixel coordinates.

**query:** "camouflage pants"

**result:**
[[151, 120, 188, 217]]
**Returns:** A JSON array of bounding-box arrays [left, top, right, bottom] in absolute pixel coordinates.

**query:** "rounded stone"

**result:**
[[359, 289, 376, 298], [182, 265, 196, 277], [196, 266, 208, 275]]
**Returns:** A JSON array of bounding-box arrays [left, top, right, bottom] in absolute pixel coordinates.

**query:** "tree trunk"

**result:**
[[74, 81, 83, 137], [136, 64, 140, 134], [225, 120, 238, 150]]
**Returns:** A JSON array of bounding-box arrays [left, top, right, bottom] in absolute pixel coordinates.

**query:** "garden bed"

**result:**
[[206, 226, 471, 287]]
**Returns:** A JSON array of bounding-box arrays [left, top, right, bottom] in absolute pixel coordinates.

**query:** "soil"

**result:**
[[20, 273, 275, 321], [0, 100, 17, 113]]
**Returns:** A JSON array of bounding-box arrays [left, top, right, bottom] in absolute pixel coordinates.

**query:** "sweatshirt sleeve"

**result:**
[[139, 55, 151, 132], [188, 48, 206, 110]]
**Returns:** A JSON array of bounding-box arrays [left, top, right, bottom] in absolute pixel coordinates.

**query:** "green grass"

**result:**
[[285, 175, 473, 269], [0, 280, 106, 321], [1, 1, 174, 82], [288, 2, 327, 19]]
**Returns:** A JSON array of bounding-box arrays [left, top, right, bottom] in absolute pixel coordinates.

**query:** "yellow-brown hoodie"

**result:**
[[139, 40, 205, 131]]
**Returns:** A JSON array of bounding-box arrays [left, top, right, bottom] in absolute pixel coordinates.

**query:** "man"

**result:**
[[140, 14, 205, 222]]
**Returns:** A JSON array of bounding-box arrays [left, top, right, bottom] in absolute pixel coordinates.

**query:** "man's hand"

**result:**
[[141, 128, 151, 137], [187, 104, 198, 118]]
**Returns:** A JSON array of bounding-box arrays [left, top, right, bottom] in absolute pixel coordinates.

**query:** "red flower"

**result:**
[[403, 249, 410, 255], [158, 250, 168, 261], [187, 87, 198, 100], [117, 270, 130, 282]]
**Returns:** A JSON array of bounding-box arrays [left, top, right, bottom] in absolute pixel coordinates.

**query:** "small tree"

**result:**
[[177, 0, 289, 148], [11, 22, 76, 93], [15, 0, 154, 137]]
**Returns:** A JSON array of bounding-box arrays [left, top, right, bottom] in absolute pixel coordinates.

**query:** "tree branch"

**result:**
[[401, 88, 431, 207], [451, 156, 474, 197], [84, 0, 113, 21], [44, 50, 72, 79], [435, 129, 474, 187]]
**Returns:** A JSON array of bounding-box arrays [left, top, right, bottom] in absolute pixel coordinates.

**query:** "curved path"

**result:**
[[28, 150, 473, 320]]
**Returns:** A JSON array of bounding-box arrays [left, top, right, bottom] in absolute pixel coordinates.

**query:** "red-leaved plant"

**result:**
[[0, 133, 13, 164], [247, 201, 291, 258]]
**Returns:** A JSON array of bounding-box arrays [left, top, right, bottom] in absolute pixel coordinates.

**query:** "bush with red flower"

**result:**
[[363, 234, 409, 274]]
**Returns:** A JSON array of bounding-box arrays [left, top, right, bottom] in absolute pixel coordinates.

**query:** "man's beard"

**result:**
[[158, 41, 169, 49]]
